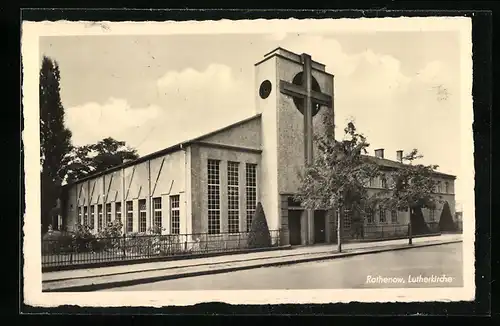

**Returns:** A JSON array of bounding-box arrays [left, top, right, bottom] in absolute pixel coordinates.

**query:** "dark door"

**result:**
[[288, 210, 302, 245], [314, 210, 326, 243]]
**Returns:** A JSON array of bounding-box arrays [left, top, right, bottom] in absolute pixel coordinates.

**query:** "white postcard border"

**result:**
[[22, 17, 475, 307]]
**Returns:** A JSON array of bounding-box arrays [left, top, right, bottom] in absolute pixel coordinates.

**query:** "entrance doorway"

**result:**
[[288, 210, 302, 245], [314, 210, 326, 243]]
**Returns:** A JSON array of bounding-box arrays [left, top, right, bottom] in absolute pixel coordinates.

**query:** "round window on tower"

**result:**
[[291, 72, 322, 116], [259, 80, 272, 99]]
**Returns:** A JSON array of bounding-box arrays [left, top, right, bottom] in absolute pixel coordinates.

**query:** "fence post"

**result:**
[[148, 235, 151, 257], [122, 233, 126, 259], [70, 238, 75, 265], [408, 222, 413, 245], [337, 204, 342, 253]]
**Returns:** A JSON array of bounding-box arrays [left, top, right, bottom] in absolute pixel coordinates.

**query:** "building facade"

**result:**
[[60, 47, 456, 246], [349, 150, 456, 240]]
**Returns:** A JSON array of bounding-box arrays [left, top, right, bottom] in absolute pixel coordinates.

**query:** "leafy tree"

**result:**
[[65, 137, 139, 183], [247, 202, 272, 248], [376, 149, 442, 235], [91, 137, 139, 171], [71, 223, 98, 252], [294, 115, 381, 250], [438, 201, 455, 232], [40, 56, 73, 232], [63, 145, 94, 183]]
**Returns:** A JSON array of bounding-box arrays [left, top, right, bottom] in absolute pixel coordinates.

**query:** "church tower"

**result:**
[[254, 47, 335, 245]]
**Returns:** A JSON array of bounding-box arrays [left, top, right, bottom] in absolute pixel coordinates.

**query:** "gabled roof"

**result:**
[[363, 155, 456, 179], [63, 114, 262, 187]]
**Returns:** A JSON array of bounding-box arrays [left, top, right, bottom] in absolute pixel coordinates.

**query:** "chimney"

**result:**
[[374, 148, 384, 159], [396, 150, 403, 163]]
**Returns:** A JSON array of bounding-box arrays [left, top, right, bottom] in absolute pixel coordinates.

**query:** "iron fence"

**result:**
[[42, 229, 281, 268], [344, 221, 441, 241], [348, 223, 409, 241]]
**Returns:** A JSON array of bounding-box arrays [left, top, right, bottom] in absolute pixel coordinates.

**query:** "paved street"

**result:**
[[104, 242, 463, 291]]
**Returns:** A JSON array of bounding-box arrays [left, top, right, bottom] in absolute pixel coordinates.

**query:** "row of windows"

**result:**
[[342, 209, 398, 228], [436, 181, 450, 194], [367, 177, 388, 189], [342, 207, 437, 228], [77, 195, 180, 234], [367, 177, 451, 194], [365, 209, 398, 225], [207, 160, 258, 235]]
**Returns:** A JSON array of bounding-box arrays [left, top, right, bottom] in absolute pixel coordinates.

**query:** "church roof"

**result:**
[[363, 155, 456, 179], [64, 113, 262, 187]]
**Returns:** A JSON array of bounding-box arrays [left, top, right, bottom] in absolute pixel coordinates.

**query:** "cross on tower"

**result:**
[[278, 53, 333, 245], [278, 53, 333, 166]]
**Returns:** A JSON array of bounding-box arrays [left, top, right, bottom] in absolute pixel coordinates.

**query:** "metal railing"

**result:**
[[344, 221, 441, 241], [346, 223, 409, 241], [42, 229, 281, 268]]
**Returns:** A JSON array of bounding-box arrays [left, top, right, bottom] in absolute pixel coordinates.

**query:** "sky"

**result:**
[[39, 30, 466, 206]]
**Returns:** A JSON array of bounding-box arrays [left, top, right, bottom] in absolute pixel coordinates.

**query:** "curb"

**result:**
[[43, 239, 462, 292], [43, 245, 317, 284]]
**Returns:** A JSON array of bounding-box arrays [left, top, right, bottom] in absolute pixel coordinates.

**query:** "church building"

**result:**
[[60, 47, 456, 246]]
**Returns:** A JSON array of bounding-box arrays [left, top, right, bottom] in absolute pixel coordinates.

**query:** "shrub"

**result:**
[[149, 224, 164, 235], [98, 219, 123, 238], [42, 229, 73, 254], [97, 219, 124, 250], [145, 226, 167, 255], [121, 232, 153, 256], [157, 234, 183, 256], [247, 202, 272, 249], [410, 207, 431, 235], [119, 226, 184, 257], [438, 201, 455, 232], [71, 223, 98, 252]]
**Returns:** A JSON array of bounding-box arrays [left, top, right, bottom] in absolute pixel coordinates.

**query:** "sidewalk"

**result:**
[[42, 233, 462, 292]]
